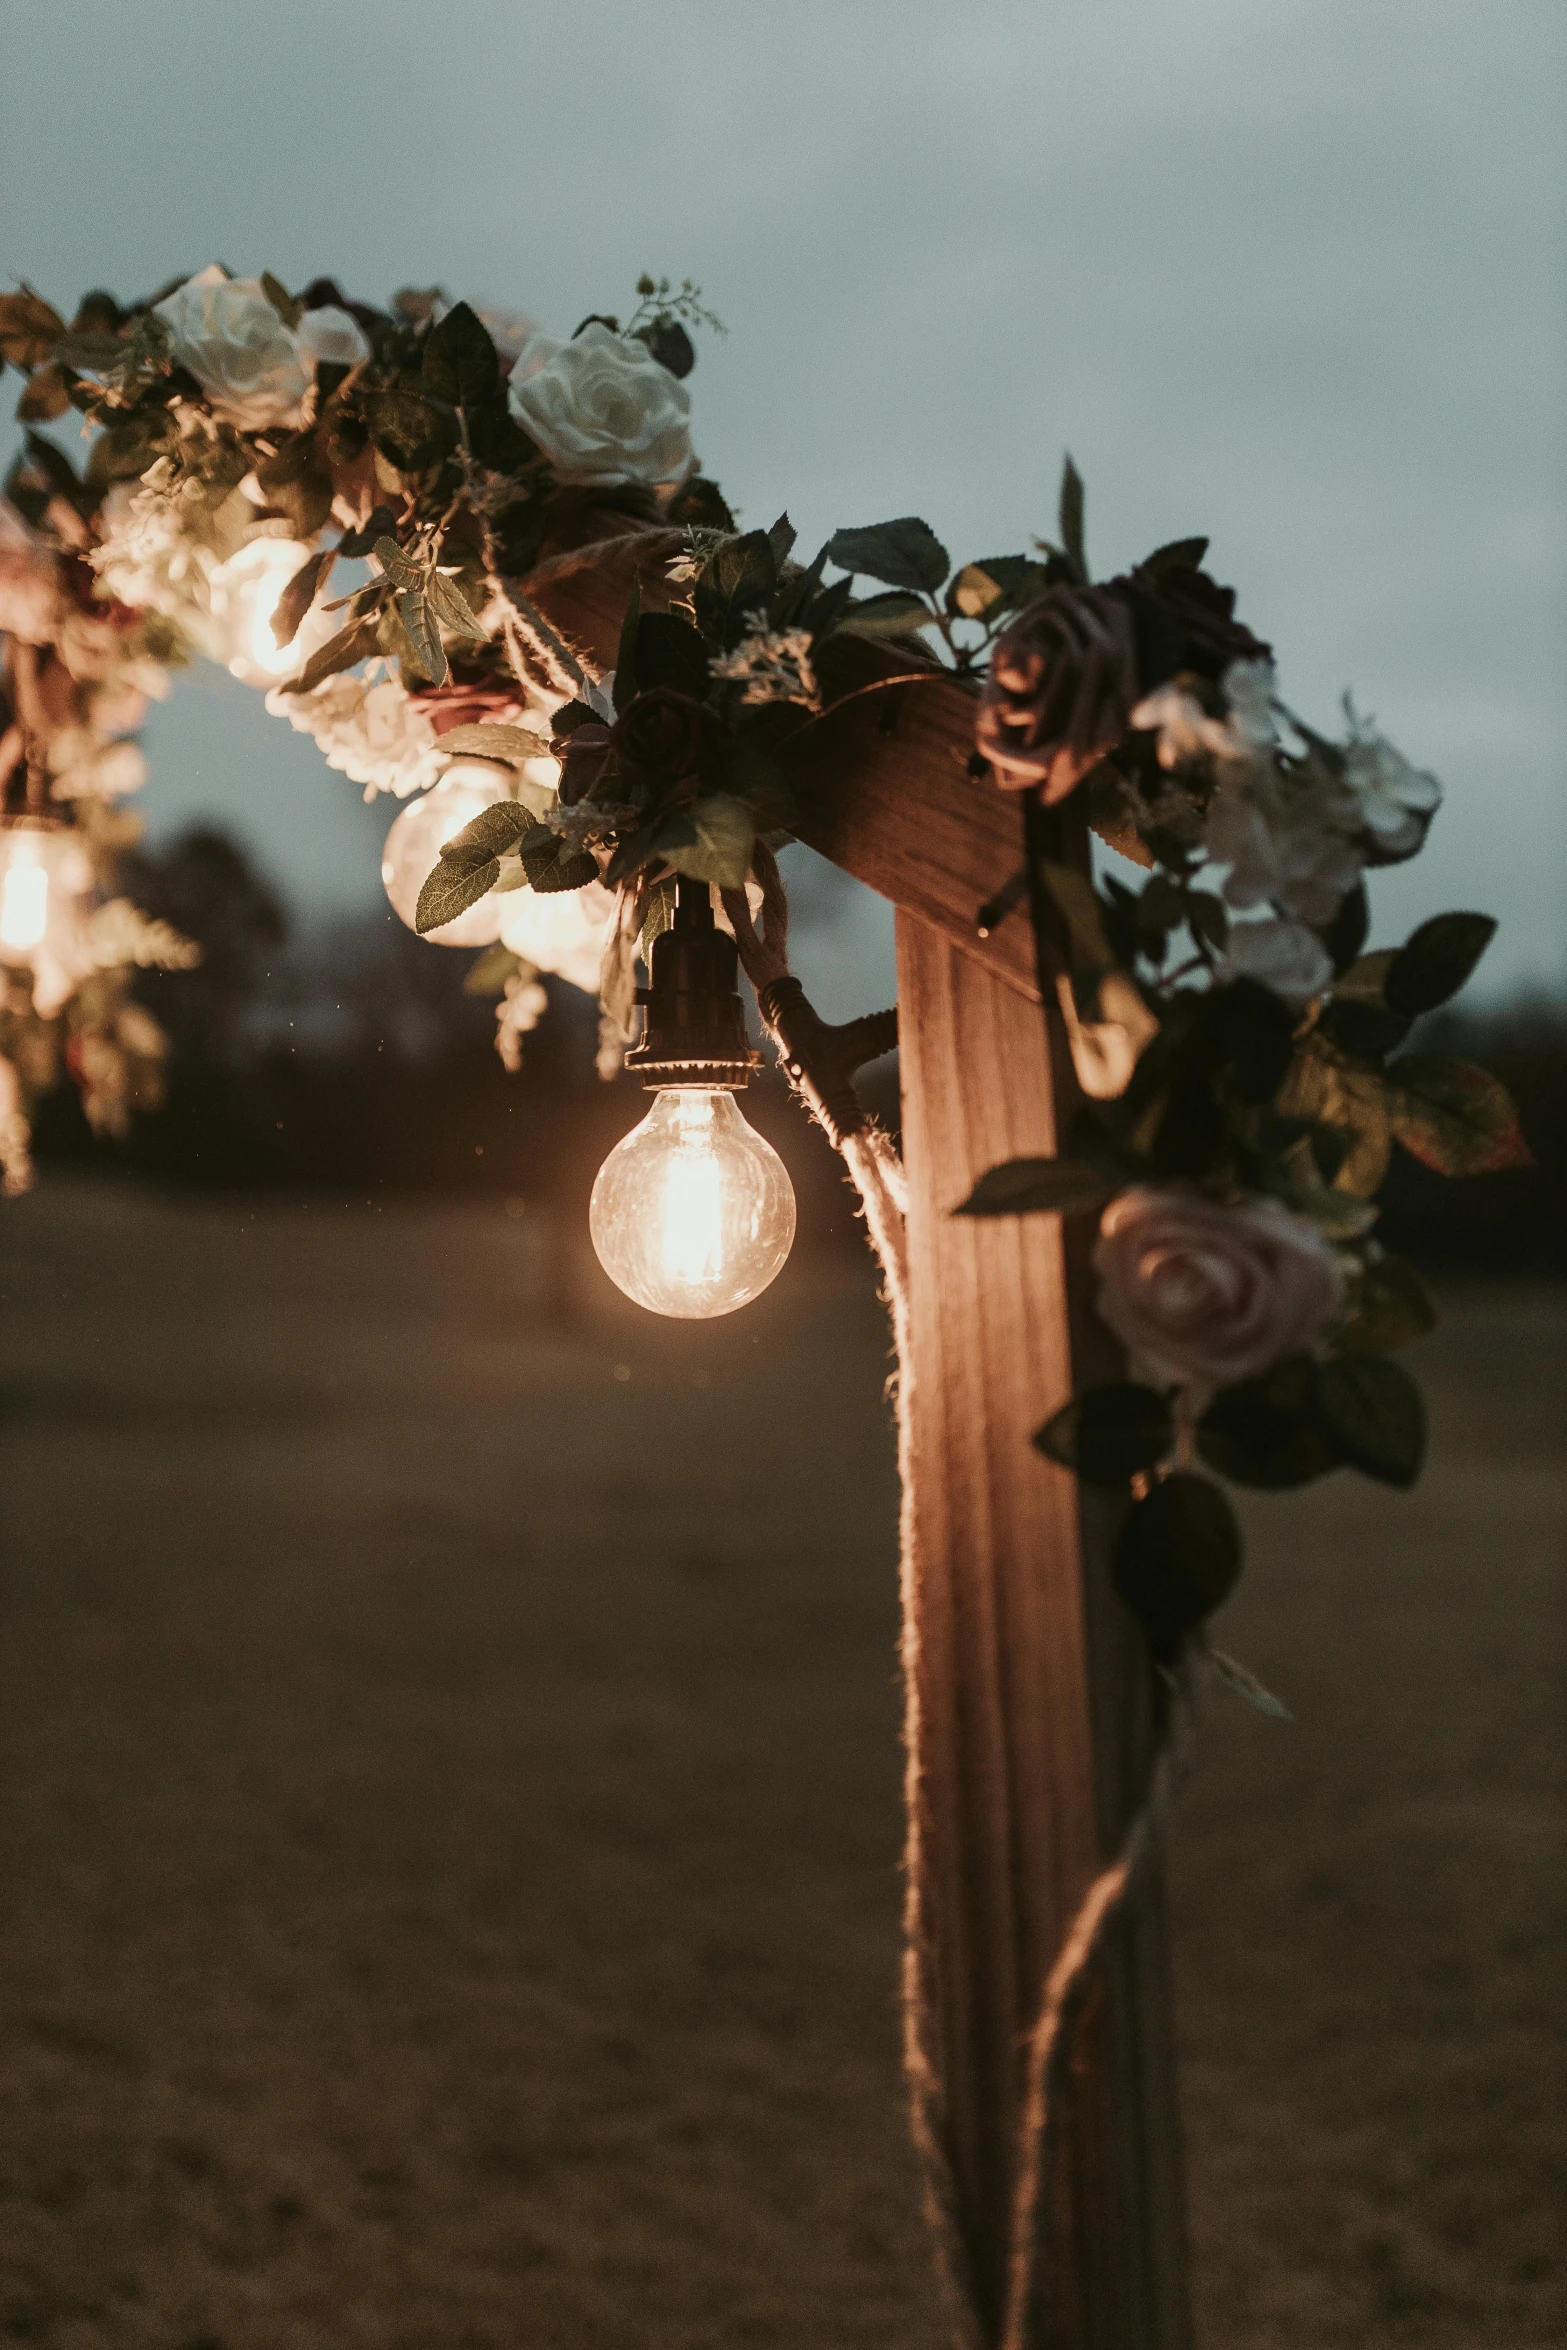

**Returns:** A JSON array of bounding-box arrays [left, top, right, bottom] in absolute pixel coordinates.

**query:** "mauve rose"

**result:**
[[1093, 1185, 1342, 1390], [609, 687, 717, 781], [975, 584, 1139, 799]]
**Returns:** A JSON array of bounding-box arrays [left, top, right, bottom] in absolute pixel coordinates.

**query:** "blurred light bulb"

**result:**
[[590, 1088, 796, 1319], [0, 838, 49, 953], [381, 761, 513, 947], [497, 876, 615, 994], [210, 538, 331, 686]]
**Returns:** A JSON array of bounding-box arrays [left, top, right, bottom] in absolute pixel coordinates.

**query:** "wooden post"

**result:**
[[534, 536, 1192, 2349]]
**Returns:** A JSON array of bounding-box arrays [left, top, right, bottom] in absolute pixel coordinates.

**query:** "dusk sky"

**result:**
[[3, 0, 1562, 1013]]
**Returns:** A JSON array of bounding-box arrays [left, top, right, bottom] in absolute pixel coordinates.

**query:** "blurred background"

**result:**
[[0, 5, 1563, 2347]]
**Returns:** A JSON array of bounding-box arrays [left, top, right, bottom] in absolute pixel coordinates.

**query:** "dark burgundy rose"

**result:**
[[975, 584, 1140, 800], [609, 686, 718, 782], [1122, 561, 1271, 686], [554, 721, 613, 807]]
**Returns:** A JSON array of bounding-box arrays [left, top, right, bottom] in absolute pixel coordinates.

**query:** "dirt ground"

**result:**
[[0, 1180, 1560, 2349]]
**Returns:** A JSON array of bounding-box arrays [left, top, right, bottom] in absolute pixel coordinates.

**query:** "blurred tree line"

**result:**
[[31, 825, 1566, 1276]]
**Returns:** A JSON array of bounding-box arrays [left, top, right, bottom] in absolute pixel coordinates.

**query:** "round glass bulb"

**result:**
[[381, 762, 512, 947], [590, 1088, 796, 1319]]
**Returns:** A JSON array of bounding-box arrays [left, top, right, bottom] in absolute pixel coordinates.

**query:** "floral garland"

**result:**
[[0, 270, 1533, 1665]]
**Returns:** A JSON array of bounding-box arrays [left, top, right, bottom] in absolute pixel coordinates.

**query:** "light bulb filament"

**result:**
[[661, 1144, 725, 1284]]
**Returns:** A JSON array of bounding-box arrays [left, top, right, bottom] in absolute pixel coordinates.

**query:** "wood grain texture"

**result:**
[[896, 916, 1189, 2350]]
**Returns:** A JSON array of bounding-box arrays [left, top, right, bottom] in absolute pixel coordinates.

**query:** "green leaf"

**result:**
[[270, 547, 334, 650], [1033, 1382, 1174, 1484], [1337, 1253, 1437, 1353], [1113, 1474, 1242, 1662], [1198, 1357, 1340, 1490], [435, 722, 555, 766], [395, 587, 448, 687], [463, 943, 523, 997], [260, 271, 303, 329], [824, 516, 949, 594], [372, 534, 422, 588], [364, 385, 455, 473], [655, 793, 755, 891], [1385, 1054, 1534, 1176], [441, 804, 534, 869], [1058, 454, 1087, 580], [712, 530, 777, 607], [415, 855, 498, 934], [279, 614, 379, 694], [425, 567, 489, 644], [1138, 535, 1209, 577], [1384, 912, 1497, 1017], [766, 512, 797, 567], [948, 555, 1045, 618], [17, 363, 69, 422], [1315, 1353, 1426, 1488], [954, 1157, 1114, 1217], [1333, 948, 1398, 1006], [840, 589, 936, 637], [252, 429, 333, 535], [531, 848, 599, 895], [632, 612, 711, 697]]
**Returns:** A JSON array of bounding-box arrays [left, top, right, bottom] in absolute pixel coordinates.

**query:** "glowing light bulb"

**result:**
[[0, 838, 49, 953], [590, 1088, 796, 1319], [381, 761, 514, 947], [497, 876, 615, 994], [211, 538, 332, 686]]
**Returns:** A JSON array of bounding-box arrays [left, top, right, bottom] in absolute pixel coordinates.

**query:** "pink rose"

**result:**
[[1093, 1185, 1342, 1389]]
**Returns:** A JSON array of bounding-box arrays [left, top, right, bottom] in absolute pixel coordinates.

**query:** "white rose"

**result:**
[[1342, 722, 1442, 854], [1093, 1185, 1343, 1390], [1222, 916, 1334, 1004], [153, 266, 309, 431], [267, 669, 443, 800], [296, 304, 371, 373], [507, 321, 693, 486]]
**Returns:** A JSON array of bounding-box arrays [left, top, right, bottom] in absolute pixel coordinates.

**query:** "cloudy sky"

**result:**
[[3, 0, 1562, 1011]]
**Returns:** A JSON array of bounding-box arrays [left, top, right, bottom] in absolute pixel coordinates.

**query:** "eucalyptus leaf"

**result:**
[[824, 516, 949, 594], [954, 1157, 1113, 1218]]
